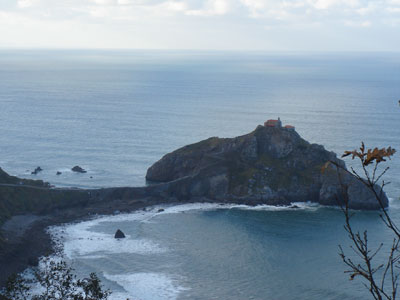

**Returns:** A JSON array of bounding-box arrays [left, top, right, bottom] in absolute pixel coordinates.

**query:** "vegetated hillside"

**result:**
[[0, 169, 97, 253], [0, 167, 48, 187], [0, 168, 92, 227]]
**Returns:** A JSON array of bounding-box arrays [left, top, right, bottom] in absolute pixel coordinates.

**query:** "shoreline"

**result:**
[[0, 195, 393, 289], [0, 195, 167, 287], [0, 124, 392, 288], [0, 197, 314, 288]]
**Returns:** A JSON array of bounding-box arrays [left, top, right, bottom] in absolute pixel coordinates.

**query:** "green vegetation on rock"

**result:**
[[146, 125, 389, 209]]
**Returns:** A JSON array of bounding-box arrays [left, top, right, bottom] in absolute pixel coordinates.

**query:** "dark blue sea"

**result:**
[[1, 50, 400, 299]]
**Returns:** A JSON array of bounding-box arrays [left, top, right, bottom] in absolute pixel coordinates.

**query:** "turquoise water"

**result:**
[[53, 203, 400, 300], [1, 50, 400, 299]]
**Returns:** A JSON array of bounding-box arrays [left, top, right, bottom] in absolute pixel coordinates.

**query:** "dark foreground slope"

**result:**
[[0, 176, 173, 286], [147, 125, 388, 210]]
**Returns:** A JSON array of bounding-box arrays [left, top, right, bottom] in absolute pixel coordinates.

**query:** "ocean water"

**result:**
[[1, 50, 400, 299], [0, 50, 399, 193], [50, 202, 400, 300]]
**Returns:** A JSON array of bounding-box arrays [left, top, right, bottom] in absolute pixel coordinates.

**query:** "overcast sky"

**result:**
[[0, 0, 399, 51]]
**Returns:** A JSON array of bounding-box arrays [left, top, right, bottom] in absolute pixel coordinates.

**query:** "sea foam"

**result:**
[[49, 202, 321, 258], [47, 202, 322, 300], [49, 218, 167, 260], [104, 272, 187, 300]]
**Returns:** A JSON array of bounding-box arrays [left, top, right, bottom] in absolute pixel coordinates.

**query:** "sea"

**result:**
[[0, 50, 400, 299]]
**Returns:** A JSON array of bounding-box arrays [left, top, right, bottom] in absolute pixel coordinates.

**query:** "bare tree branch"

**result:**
[[326, 143, 397, 300]]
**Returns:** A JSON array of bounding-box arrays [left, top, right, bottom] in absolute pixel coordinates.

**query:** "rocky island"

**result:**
[[147, 120, 387, 210], [0, 121, 388, 286]]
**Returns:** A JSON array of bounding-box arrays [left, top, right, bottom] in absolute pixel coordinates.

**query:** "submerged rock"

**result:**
[[157, 208, 165, 213], [146, 124, 388, 210], [114, 229, 125, 239], [56, 171, 62, 175], [72, 166, 87, 173]]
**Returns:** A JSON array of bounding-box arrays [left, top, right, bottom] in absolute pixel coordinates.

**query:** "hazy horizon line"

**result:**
[[0, 47, 399, 54]]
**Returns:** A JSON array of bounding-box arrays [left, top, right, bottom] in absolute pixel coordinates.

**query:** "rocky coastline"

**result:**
[[0, 124, 388, 287], [146, 124, 388, 209]]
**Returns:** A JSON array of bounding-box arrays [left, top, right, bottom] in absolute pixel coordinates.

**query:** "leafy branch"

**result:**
[[323, 143, 397, 300], [0, 256, 111, 300]]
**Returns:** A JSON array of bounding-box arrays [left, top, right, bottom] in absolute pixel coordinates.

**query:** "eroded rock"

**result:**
[[72, 166, 87, 173], [145, 125, 387, 210], [31, 167, 43, 175], [114, 229, 125, 239]]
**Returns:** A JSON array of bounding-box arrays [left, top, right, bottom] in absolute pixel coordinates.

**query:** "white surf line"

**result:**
[[104, 272, 188, 300]]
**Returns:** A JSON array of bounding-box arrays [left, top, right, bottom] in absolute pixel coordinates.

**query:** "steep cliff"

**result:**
[[146, 125, 388, 209]]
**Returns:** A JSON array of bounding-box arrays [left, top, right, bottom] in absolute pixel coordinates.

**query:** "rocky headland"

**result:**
[[146, 124, 387, 210], [0, 124, 388, 286]]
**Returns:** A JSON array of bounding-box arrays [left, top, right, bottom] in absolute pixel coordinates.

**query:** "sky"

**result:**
[[0, 0, 399, 51]]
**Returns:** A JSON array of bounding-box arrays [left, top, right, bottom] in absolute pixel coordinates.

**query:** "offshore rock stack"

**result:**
[[114, 229, 126, 239]]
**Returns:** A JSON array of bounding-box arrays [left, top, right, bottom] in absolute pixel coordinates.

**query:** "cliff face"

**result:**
[[146, 125, 388, 209]]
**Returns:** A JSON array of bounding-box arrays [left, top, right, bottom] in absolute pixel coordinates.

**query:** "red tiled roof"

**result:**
[[265, 120, 279, 127], [285, 125, 295, 128]]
